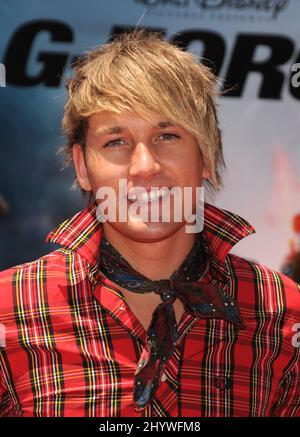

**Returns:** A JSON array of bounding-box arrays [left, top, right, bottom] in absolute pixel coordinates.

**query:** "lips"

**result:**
[[127, 187, 170, 203]]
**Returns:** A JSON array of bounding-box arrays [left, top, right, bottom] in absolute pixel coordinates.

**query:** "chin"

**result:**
[[105, 220, 186, 244]]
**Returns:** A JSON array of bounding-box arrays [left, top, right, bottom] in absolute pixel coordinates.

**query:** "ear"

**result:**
[[72, 143, 92, 191], [202, 165, 211, 180]]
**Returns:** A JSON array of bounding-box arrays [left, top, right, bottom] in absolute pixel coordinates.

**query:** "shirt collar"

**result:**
[[46, 200, 255, 285]]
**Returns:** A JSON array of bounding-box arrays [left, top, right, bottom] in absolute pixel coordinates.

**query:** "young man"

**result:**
[[0, 31, 299, 417]]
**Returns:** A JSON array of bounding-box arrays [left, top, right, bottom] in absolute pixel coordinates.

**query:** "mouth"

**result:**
[[127, 187, 171, 204]]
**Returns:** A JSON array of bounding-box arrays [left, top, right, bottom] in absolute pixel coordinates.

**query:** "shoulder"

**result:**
[[227, 253, 300, 317], [227, 252, 300, 291], [0, 248, 90, 312], [0, 248, 71, 283]]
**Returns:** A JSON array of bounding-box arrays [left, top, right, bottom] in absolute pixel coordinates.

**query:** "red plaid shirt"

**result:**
[[0, 201, 300, 417]]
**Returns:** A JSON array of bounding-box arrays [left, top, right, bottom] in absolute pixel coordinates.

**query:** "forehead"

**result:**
[[88, 110, 178, 135]]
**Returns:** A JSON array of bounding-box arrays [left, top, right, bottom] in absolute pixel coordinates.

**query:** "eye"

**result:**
[[157, 133, 180, 141], [103, 138, 127, 148]]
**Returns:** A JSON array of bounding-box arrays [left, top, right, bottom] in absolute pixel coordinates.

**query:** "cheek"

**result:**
[[189, 146, 205, 177], [175, 149, 204, 183], [86, 152, 127, 190]]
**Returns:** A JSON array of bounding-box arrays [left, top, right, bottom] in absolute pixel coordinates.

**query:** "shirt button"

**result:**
[[161, 373, 167, 382]]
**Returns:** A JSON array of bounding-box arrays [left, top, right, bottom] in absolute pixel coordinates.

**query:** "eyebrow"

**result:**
[[95, 120, 176, 137]]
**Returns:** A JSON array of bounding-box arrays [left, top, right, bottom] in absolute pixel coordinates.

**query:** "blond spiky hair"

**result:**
[[61, 30, 225, 195]]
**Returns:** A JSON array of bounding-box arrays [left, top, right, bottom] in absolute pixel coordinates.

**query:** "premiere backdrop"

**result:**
[[0, 0, 299, 271]]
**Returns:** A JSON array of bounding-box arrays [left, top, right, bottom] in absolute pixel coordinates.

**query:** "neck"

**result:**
[[102, 224, 196, 280]]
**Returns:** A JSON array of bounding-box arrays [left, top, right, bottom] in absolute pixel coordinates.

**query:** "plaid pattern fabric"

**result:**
[[0, 201, 300, 417]]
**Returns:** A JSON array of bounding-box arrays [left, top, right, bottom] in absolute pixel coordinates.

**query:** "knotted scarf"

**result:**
[[99, 232, 244, 410]]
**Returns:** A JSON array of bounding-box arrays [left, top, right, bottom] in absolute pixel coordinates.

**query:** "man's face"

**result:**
[[73, 110, 211, 242]]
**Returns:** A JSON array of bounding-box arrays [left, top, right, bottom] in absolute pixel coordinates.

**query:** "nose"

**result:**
[[129, 142, 161, 179]]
